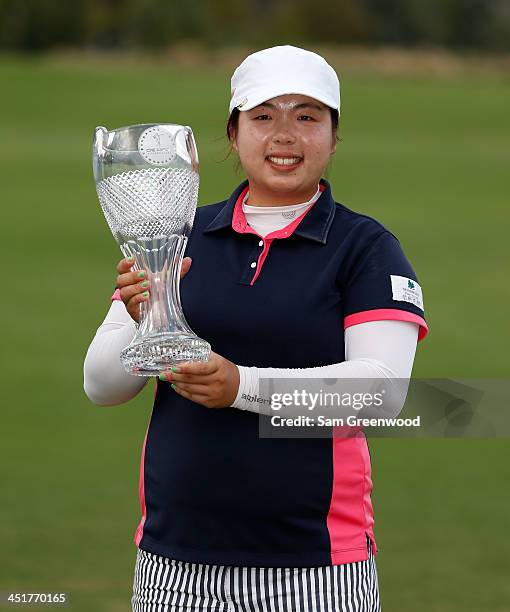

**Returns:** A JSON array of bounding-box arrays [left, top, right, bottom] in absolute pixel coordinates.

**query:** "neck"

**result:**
[[245, 181, 320, 207]]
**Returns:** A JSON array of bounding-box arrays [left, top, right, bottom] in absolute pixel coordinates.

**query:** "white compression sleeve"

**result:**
[[83, 300, 149, 406], [232, 319, 419, 418]]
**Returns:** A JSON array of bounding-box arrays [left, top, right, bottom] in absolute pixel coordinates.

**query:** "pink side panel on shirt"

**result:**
[[326, 430, 378, 565], [134, 422, 150, 547], [134, 379, 158, 547], [111, 288, 121, 301], [344, 308, 429, 341]]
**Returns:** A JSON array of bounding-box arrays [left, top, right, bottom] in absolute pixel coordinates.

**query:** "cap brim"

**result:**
[[235, 86, 339, 112]]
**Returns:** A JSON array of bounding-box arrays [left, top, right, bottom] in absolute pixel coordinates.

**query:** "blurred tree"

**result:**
[[0, 0, 85, 49], [365, 0, 454, 46], [283, 0, 374, 44], [446, 0, 510, 49], [118, 0, 205, 48], [0, 0, 508, 51], [202, 0, 257, 46], [365, 0, 510, 50], [482, 0, 510, 49], [82, 0, 126, 48]]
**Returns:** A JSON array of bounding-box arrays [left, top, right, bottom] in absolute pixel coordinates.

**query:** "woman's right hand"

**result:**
[[115, 256, 193, 324]]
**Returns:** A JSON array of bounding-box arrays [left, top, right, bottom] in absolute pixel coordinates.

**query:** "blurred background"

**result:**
[[1, 1, 509, 611]]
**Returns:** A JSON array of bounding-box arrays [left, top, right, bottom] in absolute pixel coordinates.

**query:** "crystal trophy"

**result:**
[[92, 123, 211, 376]]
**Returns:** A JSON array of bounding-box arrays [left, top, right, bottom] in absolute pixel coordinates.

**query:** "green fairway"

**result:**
[[1, 54, 509, 611]]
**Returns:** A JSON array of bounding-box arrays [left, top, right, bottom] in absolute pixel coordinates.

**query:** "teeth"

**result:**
[[268, 156, 301, 166]]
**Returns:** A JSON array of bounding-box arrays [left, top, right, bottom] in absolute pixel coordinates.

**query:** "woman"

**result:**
[[84, 45, 428, 611]]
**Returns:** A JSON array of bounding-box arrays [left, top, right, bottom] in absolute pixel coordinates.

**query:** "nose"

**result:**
[[272, 131, 296, 145], [271, 119, 296, 145]]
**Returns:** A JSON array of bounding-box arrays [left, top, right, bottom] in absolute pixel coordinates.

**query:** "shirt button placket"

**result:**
[[239, 236, 268, 285], [252, 238, 264, 269]]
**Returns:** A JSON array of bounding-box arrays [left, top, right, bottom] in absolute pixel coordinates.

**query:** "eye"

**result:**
[[298, 115, 315, 121], [253, 114, 271, 120]]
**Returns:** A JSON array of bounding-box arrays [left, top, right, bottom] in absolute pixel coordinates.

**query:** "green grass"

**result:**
[[1, 54, 509, 611]]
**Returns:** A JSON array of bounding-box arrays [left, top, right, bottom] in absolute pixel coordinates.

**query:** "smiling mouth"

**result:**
[[266, 155, 303, 166]]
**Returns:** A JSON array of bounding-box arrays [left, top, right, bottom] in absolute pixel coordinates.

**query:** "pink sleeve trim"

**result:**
[[344, 308, 429, 342], [111, 288, 122, 301]]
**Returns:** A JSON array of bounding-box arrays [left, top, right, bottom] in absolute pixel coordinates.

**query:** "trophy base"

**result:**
[[120, 334, 211, 376]]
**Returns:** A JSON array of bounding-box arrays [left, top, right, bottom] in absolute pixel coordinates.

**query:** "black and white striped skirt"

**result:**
[[131, 535, 381, 611]]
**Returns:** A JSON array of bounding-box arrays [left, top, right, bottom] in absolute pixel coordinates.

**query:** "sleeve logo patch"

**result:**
[[390, 275, 424, 310]]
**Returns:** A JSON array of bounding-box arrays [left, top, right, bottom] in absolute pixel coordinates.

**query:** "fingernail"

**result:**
[[138, 271, 145, 279], [159, 374, 166, 381], [171, 383, 176, 390], [171, 366, 179, 373], [127, 256, 134, 262], [141, 280, 149, 288], [142, 291, 149, 297]]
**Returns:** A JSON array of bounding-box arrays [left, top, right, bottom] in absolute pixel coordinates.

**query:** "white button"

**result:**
[[258, 240, 263, 247], [250, 262, 257, 268]]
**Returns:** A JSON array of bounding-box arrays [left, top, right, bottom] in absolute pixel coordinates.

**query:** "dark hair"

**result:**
[[226, 107, 340, 143]]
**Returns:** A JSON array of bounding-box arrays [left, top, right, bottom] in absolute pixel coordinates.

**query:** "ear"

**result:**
[[228, 124, 238, 152]]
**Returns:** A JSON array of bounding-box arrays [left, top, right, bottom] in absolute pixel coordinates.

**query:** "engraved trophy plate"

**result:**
[[92, 123, 211, 376]]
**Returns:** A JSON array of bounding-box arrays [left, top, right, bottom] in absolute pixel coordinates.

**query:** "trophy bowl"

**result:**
[[92, 123, 211, 376]]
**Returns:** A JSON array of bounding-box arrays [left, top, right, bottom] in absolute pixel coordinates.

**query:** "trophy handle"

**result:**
[[92, 126, 109, 182]]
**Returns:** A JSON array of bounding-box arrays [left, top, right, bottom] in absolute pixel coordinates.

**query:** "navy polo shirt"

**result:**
[[131, 177, 428, 567]]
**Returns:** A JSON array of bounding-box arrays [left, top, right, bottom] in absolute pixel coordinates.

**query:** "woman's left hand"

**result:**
[[159, 352, 240, 409]]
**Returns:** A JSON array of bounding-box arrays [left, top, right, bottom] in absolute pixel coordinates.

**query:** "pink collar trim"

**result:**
[[231, 184, 326, 239]]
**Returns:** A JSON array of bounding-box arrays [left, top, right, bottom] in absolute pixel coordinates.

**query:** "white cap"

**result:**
[[229, 45, 340, 115]]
